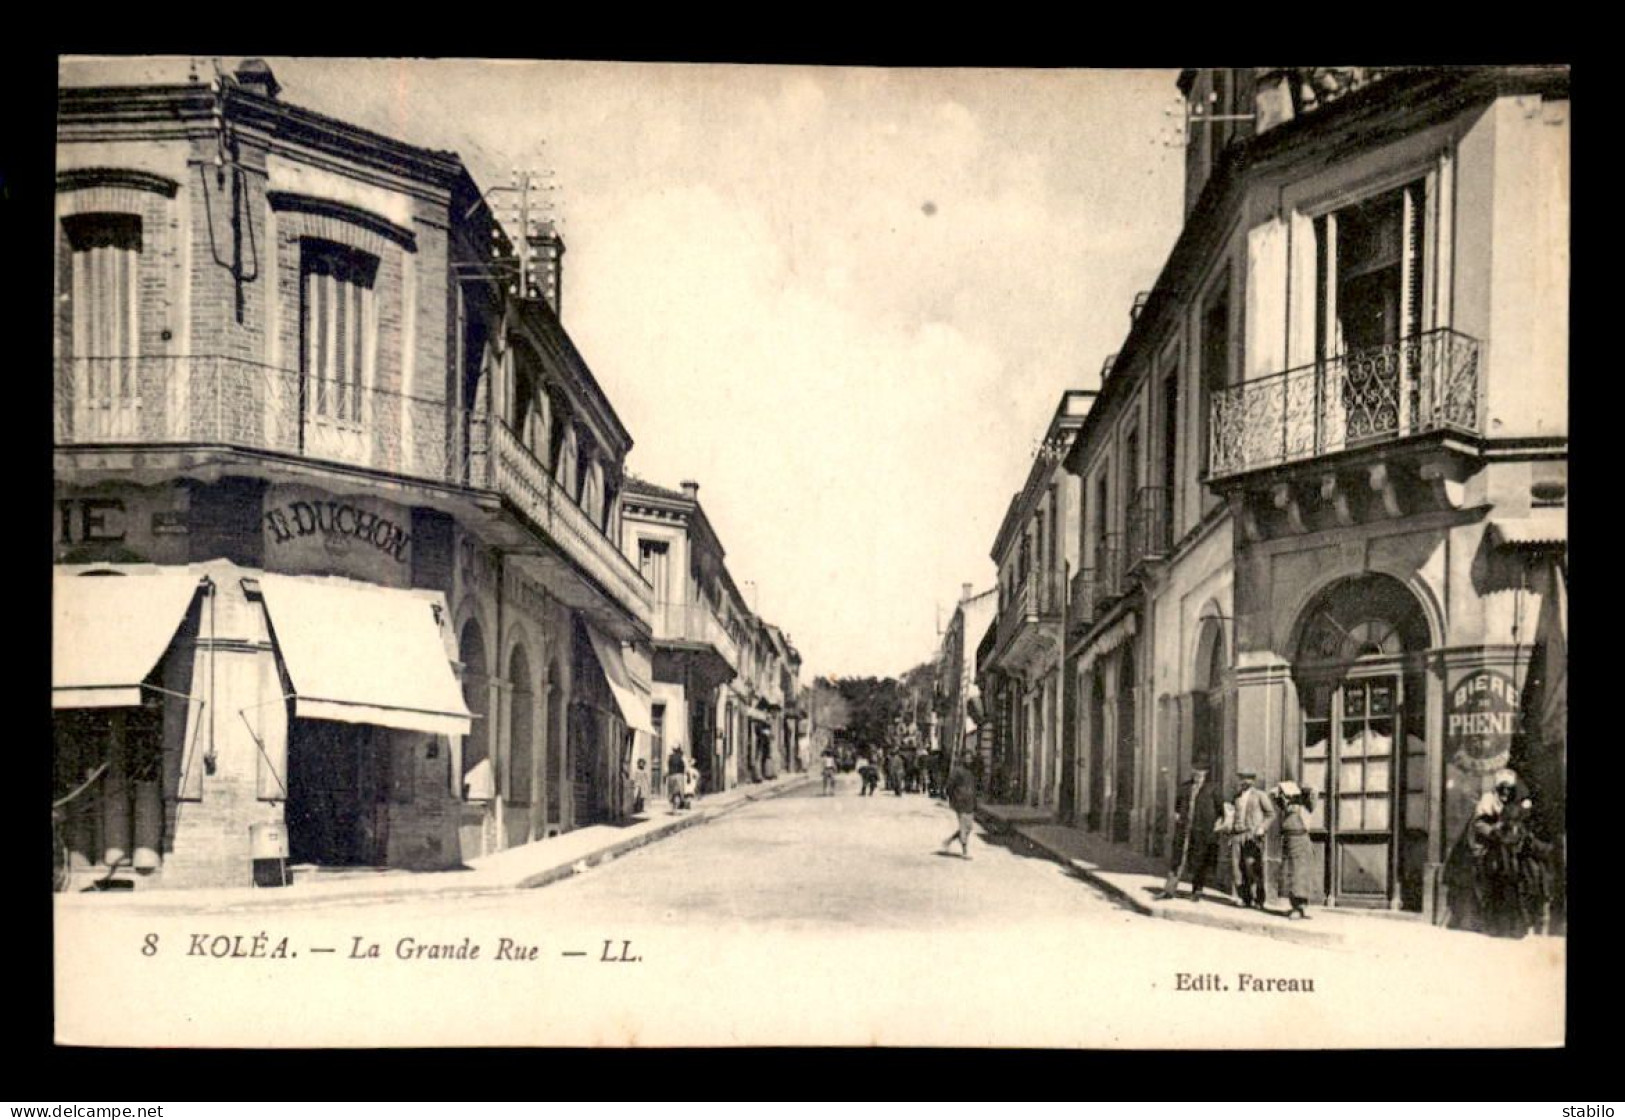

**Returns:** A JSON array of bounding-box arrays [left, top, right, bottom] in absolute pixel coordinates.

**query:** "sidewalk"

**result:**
[[976, 802, 1552, 955], [58, 773, 815, 913]]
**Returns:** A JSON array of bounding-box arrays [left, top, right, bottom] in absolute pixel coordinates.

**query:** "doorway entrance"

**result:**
[[286, 719, 387, 866], [1293, 573, 1432, 910]]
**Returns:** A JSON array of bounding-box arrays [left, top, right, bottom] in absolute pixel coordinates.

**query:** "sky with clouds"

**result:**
[[83, 58, 1188, 678]]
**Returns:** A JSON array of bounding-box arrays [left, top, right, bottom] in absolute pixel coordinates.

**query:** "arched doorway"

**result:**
[[1112, 643, 1137, 843], [1193, 617, 1228, 782], [508, 643, 534, 842], [458, 618, 491, 801], [1292, 572, 1431, 910], [545, 660, 564, 831], [1087, 671, 1106, 831]]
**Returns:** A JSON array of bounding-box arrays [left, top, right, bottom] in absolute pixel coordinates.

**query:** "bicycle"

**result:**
[[52, 761, 108, 893]]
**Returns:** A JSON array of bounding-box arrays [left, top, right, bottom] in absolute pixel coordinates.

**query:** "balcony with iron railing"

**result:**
[[653, 598, 739, 669], [1208, 329, 1482, 481], [1070, 534, 1125, 633], [55, 354, 653, 625], [55, 355, 465, 485], [1125, 487, 1172, 573], [991, 568, 1065, 672]]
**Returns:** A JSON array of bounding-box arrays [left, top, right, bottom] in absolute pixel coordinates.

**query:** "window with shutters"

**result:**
[[64, 213, 142, 440], [300, 239, 377, 428], [1316, 181, 1427, 446]]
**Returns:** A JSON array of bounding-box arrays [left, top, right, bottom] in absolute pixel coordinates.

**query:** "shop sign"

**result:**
[[1446, 668, 1518, 772], [55, 487, 189, 564], [263, 486, 412, 579]]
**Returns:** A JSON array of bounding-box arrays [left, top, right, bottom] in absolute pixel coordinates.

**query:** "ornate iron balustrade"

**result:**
[[473, 417, 653, 622], [55, 354, 467, 485], [1125, 487, 1171, 569], [1208, 328, 1482, 479]]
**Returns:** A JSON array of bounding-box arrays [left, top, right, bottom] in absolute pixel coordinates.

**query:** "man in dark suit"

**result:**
[[1160, 764, 1224, 902]]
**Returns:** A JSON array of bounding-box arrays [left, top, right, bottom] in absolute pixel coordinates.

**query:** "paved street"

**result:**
[[55, 773, 1563, 1049]]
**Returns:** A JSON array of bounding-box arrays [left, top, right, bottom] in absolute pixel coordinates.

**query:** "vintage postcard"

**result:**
[[51, 58, 1567, 1048]]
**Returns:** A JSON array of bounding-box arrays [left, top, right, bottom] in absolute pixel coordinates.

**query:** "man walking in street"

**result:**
[[942, 750, 978, 858], [1231, 769, 1275, 909], [666, 746, 687, 813], [1160, 763, 1224, 902], [887, 751, 906, 797]]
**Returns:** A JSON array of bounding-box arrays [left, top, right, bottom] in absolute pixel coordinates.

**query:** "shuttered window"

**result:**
[[64, 213, 142, 439], [300, 239, 377, 425]]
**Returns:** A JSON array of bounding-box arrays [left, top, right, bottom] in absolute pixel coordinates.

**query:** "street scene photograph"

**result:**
[[50, 58, 1568, 1049]]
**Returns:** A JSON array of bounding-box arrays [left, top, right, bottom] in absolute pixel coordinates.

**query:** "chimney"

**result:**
[[961, 582, 973, 603], [680, 480, 700, 502], [234, 59, 281, 100]]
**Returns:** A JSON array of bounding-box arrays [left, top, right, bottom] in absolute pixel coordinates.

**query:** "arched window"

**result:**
[[1295, 573, 1429, 668], [582, 458, 605, 524], [555, 424, 578, 498]]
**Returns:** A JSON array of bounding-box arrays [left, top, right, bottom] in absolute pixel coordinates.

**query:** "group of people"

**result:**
[[850, 749, 940, 798], [1461, 767, 1557, 938], [1163, 762, 1556, 936], [1160, 765, 1318, 920]]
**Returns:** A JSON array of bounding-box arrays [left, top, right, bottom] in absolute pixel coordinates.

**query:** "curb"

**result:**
[[512, 773, 815, 890], [59, 775, 817, 913], [977, 810, 1345, 950]]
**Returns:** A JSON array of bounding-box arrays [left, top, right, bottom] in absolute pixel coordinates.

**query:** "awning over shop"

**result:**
[[1489, 509, 1567, 549], [257, 574, 473, 737], [1079, 611, 1139, 676], [53, 568, 205, 708], [585, 624, 655, 734]]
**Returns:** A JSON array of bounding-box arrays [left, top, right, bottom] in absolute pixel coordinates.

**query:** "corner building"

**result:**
[[1061, 67, 1567, 923], [52, 60, 653, 890]]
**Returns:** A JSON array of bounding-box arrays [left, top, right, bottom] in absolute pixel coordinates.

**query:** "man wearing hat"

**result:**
[[1160, 762, 1225, 902], [1231, 770, 1275, 909]]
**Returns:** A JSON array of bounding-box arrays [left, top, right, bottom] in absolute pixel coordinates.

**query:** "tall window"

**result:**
[[301, 239, 377, 426], [1162, 370, 1180, 523], [582, 458, 606, 525], [1316, 181, 1426, 445], [65, 213, 141, 358], [639, 538, 670, 601], [1198, 280, 1230, 491], [554, 424, 579, 497], [64, 213, 142, 439]]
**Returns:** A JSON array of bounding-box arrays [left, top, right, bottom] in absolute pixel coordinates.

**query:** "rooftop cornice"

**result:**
[[57, 83, 465, 190]]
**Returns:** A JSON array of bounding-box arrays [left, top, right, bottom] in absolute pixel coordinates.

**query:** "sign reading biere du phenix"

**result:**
[[1445, 668, 1519, 773]]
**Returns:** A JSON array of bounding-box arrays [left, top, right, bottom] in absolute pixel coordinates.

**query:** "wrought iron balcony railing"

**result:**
[[1208, 328, 1482, 480], [994, 569, 1065, 657], [55, 355, 466, 485], [55, 354, 653, 624], [1125, 487, 1171, 570], [654, 599, 739, 668]]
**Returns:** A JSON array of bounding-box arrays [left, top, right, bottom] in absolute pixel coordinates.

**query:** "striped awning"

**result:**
[[1079, 611, 1139, 677], [1489, 509, 1567, 549]]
